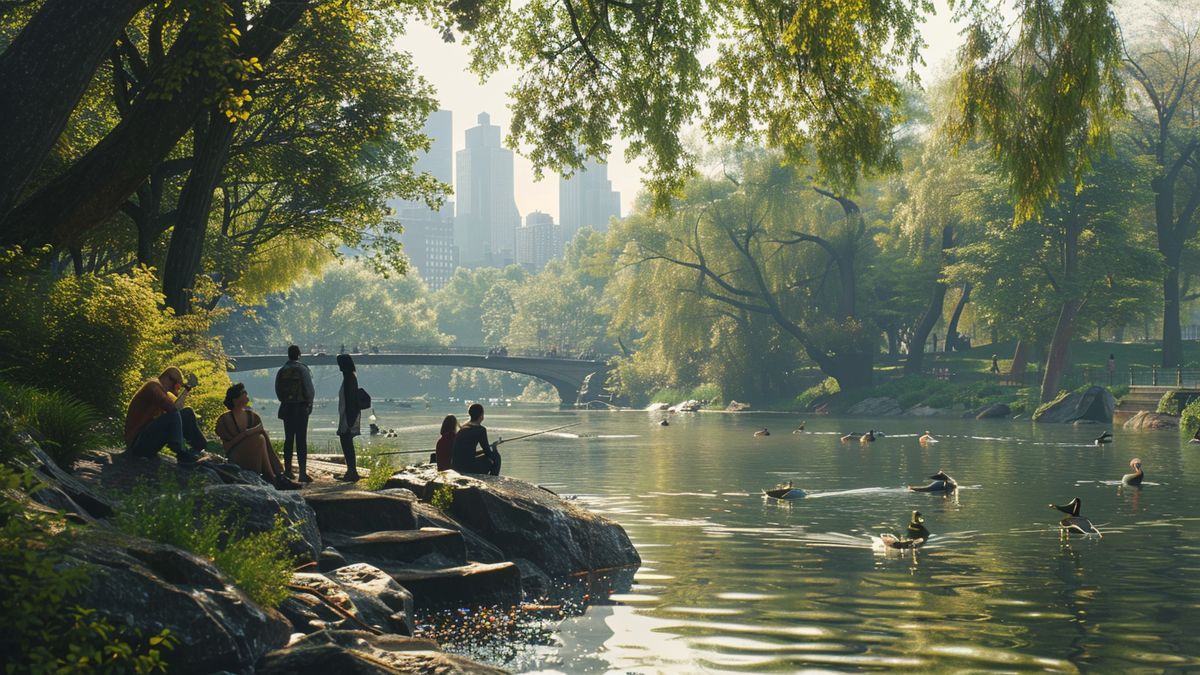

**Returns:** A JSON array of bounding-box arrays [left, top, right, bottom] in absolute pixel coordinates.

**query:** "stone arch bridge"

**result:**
[[227, 347, 616, 407]]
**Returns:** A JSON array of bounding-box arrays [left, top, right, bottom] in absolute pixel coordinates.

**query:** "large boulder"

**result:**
[[327, 564, 415, 636], [1033, 387, 1116, 424], [1123, 411, 1181, 430], [975, 403, 1011, 420], [725, 400, 751, 411], [256, 630, 507, 674], [284, 566, 414, 636], [304, 489, 418, 534], [845, 397, 903, 417], [202, 484, 322, 563], [384, 467, 640, 579], [26, 442, 115, 518], [62, 532, 290, 674], [905, 405, 948, 417]]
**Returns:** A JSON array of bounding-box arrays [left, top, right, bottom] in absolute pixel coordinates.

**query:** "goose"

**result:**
[[1050, 497, 1102, 538], [1095, 431, 1113, 445], [1121, 458, 1144, 486], [908, 470, 957, 493], [879, 511, 929, 549]]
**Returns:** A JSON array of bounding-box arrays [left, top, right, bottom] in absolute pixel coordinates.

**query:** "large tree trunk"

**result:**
[[819, 350, 875, 391], [1162, 260, 1183, 367], [163, 109, 236, 314], [905, 224, 955, 373], [1040, 299, 1083, 402], [0, 0, 309, 247], [944, 284, 972, 352], [0, 0, 151, 220]]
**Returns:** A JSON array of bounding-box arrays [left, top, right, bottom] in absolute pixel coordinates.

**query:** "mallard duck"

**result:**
[[908, 470, 957, 492], [1096, 431, 1113, 445], [880, 511, 929, 549], [840, 432, 860, 443], [918, 431, 934, 444], [861, 429, 877, 443], [1121, 458, 1144, 485], [659, 419, 669, 426], [763, 481, 805, 500], [754, 428, 770, 437], [1050, 497, 1102, 538], [792, 421, 807, 433]]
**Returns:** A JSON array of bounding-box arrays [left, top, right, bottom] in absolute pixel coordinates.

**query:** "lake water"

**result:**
[[262, 404, 1200, 672]]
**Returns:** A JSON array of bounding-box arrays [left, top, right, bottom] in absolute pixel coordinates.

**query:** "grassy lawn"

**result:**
[[894, 340, 1200, 376]]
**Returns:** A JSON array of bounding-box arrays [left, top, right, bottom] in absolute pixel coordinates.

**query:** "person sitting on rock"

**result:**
[[436, 414, 458, 471], [215, 383, 300, 490], [452, 403, 500, 476], [123, 366, 207, 464]]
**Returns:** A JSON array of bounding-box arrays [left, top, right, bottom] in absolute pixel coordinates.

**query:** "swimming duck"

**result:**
[[1050, 497, 1102, 538], [860, 429, 876, 444], [840, 432, 860, 443], [879, 511, 929, 549], [659, 419, 670, 426], [919, 430, 934, 444], [1095, 431, 1113, 445], [763, 481, 805, 500], [908, 470, 957, 492], [792, 421, 806, 433], [754, 428, 770, 437], [1121, 458, 1143, 485]]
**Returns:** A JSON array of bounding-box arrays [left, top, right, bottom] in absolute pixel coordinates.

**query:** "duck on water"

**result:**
[[1050, 497, 1103, 538], [878, 511, 929, 549], [763, 481, 805, 500], [908, 470, 957, 493], [1122, 458, 1144, 485]]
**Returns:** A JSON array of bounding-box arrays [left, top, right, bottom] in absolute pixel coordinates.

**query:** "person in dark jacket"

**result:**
[[452, 403, 500, 475], [435, 414, 458, 471], [336, 353, 361, 481], [275, 345, 315, 482]]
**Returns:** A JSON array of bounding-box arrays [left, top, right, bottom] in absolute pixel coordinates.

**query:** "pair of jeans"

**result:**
[[129, 408, 205, 460], [339, 433, 357, 475], [281, 407, 309, 476]]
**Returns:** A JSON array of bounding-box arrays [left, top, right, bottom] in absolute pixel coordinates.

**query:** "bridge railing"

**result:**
[[231, 344, 613, 362], [1128, 367, 1200, 388]]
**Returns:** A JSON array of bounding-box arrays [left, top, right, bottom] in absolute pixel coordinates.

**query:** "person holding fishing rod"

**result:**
[[453, 403, 501, 476]]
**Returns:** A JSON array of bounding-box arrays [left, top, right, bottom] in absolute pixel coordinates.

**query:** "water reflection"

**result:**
[[264, 409, 1200, 671]]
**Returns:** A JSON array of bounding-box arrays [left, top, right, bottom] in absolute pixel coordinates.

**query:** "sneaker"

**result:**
[[273, 475, 302, 490], [298, 473, 314, 483], [336, 472, 361, 482], [283, 471, 295, 481], [176, 452, 200, 466]]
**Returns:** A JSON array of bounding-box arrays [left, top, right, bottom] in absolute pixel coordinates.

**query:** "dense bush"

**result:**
[[794, 377, 841, 409], [116, 472, 296, 608], [0, 468, 176, 672], [1182, 399, 1200, 434], [0, 379, 105, 467]]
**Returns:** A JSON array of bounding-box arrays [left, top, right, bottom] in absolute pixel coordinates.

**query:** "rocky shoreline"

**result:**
[[23, 436, 641, 673]]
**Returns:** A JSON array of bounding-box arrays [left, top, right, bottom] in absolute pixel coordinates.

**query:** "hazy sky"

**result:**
[[397, 1, 965, 220]]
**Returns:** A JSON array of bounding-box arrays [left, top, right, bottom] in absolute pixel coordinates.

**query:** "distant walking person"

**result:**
[[435, 414, 458, 471], [990, 354, 1000, 376], [124, 367, 206, 464], [1107, 353, 1116, 385], [275, 345, 315, 482], [336, 353, 362, 481], [453, 403, 501, 475]]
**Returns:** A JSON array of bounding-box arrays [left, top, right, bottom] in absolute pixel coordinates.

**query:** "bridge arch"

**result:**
[[227, 352, 612, 407]]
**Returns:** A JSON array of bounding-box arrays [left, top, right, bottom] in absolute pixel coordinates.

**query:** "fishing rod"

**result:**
[[372, 422, 582, 457]]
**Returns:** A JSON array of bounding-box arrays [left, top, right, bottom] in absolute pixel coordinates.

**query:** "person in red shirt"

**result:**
[[123, 366, 206, 464], [435, 414, 458, 471]]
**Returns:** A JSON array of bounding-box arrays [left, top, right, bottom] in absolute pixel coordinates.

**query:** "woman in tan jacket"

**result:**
[[216, 383, 300, 490]]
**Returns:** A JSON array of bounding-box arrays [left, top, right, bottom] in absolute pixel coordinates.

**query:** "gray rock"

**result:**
[[202, 484, 321, 563], [26, 441, 115, 518], [905, 405, 948, 417], [975, 403, 1011, 419], [1033, 386, 1116, 424], [304, 489, 418, 534], [845, 397, 903, 417], [725, 400, 751, 411], [384, 467, 640, 578], [319, 546, 349, 572], [281, 573, 356, 634], [256, 630, 507, 674], [406, 496, 506, 564], [1123, 411, 1181, 430], [62, 532, 290, 674], [327, 563, 415, 636]]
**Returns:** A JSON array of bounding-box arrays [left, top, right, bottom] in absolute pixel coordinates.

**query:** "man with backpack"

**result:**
[[275, 345, 315, 482]]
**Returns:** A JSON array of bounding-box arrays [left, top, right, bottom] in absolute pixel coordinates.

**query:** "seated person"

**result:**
[[216, 383, 300, 490], [124, 367, 207, 464], [452, 403, 501, 476]]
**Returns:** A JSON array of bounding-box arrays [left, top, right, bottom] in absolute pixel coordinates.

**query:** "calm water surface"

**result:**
[[264, 405, 1200, 672]]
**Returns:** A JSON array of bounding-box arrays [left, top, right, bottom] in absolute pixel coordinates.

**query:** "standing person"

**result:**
[[215, 383, 300, 490], [275, 345, 315, 482], [336, 353, 361, 481], [124, 367, 207, 464], [990, 354, 1000, 376], [435, 414, 458, 471], [1107, 353, 1116, 385], [452, 403, 501, 475]]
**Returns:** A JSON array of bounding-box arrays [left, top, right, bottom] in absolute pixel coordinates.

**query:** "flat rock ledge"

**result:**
[[1123, 411, 1180, 430]]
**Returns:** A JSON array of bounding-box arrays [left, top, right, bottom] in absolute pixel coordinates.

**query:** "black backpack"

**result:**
[[356, 387, 372, 410], [275, 364, 306, 403]]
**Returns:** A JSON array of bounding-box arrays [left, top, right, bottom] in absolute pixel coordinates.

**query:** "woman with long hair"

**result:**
[[435, 414, 458, 471], [215, 383, 300, 489], [336, 353, 361, 481]]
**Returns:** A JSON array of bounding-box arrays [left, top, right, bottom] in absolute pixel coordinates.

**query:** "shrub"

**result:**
[[648, 387, 689, 404], [116, 472, 295, 608], [1182, 399, 1200, 434], [689, 383, 723, 408], [794, 377, 840, 409], [430, 478, 455, 512], [0, 467, 176, 672], [1157, 390, 1181, 416], [0, 379, 104, 467], [1033, 390, 1071, 421], [358, 451, 396, 490]]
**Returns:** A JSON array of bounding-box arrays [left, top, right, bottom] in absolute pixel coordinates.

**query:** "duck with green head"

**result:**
[[879, 511, 929, 549], [1050, 497, 1102, 538]]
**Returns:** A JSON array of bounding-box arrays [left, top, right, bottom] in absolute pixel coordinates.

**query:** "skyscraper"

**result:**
[[559, 159, 621, 244], [387, 110, 457, 290], [515, 211, 563, 273], [455, 112, 520, 268]]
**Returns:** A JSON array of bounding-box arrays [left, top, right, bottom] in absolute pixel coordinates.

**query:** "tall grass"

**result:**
[[0, 377, 104, 466]]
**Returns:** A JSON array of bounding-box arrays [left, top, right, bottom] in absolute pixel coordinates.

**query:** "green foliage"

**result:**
[[430, 478, 454, 513], [1033, 390, 1072, 421], [0, 379, 104, 467], [689, 383, 723, 408], [115, 472, 295, 608], [794, 378, 842, 410], [1157, 391, 1182, 416], [0, 468, 176, 673], [358, 451, 395, 491], [1182, 399, 1200, 434]]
